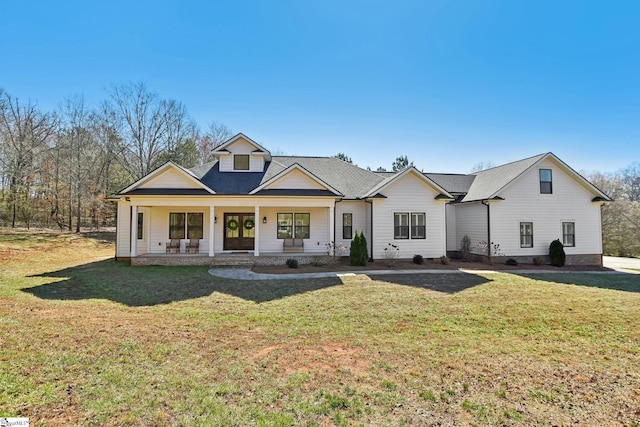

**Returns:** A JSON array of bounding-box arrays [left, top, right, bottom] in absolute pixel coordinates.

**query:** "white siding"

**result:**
[[446, 203, 457, 251], [256, 207, 330, 253], [454, 202, 488, 253], [139, 168, 200, 189], [218, 138, 265, 172], [116, 200, 131, 257], [146, 206, 211, 254], [335, 200, 367, 253], [266, 169, 326, 190], [490, 158, 603, 257], [371, 173, 447, 259]]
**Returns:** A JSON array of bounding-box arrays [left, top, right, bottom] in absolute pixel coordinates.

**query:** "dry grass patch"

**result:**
[[1, 229, 640, 425]]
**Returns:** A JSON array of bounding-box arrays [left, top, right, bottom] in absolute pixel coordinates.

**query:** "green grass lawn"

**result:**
[[1, 230, 640, 426]]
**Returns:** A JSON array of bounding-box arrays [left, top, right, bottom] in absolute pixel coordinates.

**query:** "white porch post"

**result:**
[[329, 204, 335, 254], [130, 204, 138, 257], [254, 206, 260, 256], [209, 206, 215, 257]]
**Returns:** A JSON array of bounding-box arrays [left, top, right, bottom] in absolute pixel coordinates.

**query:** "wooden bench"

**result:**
[[283, 238, 304, 252]]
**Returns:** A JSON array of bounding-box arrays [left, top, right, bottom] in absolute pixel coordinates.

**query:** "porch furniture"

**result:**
[[166, 239, 180, 253], [185, 239, 200, 253], [283, 238, 304, 252]]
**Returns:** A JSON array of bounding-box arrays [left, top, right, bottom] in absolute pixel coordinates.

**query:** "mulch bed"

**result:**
[[252, 257, 612, 274]]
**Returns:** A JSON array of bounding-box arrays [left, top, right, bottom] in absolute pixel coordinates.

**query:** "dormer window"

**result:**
[[234, 155, 249, 170], [539, 169, 552, 194]]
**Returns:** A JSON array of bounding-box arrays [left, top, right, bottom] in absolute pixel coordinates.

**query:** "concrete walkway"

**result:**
[[604, 256, 640, 273], [208, 266, 630, 281]]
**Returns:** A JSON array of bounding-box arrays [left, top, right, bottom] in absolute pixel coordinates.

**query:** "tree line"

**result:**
[[0, 83, 232, 230], [2, 84, 638, 257]]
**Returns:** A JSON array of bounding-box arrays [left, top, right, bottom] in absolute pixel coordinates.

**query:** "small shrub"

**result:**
[[413, 254, 424, 265], [286, 258, 298, 269], [383, 243, 399, 266], [532, 256, 543, 266], [440, 255, 450, 265], [549, 239, 566, 267], [505, 258, 518, 266], [350, 231, 368, 266]]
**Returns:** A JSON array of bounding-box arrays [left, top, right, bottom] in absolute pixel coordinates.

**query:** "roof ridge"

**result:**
[[472, 152, 549, 175]]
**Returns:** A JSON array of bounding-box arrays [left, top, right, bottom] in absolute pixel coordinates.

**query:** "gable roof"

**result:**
[[249, 163, 343, 196], [211, 133, 272, 161], [265, 157, 385, 199], [118, 161, 216, 195], [363, 167, 454, 199], [460, 152, 612, 202], [426, 173, 476, 195]]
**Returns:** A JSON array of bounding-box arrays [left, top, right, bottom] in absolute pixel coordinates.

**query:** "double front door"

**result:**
[[223, 213, 255, 251]]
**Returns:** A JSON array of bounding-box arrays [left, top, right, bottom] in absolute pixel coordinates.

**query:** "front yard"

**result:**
[[1, 230, 639, 425]]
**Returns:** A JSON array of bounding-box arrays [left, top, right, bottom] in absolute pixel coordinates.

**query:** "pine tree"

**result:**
[[350, 230, 368, 266]]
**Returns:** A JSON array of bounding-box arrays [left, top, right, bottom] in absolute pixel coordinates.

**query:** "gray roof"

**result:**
[[460, 153, 547, 202], [263, 157, 385, 199], [187, 156, 384, 198], [426, 173, 476, 195]]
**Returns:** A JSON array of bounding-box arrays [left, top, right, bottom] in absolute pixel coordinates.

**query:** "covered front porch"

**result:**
[[121, 196, 338, 265]]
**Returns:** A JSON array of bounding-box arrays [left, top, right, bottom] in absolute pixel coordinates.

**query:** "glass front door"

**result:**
[[223, 213, 255, 251]]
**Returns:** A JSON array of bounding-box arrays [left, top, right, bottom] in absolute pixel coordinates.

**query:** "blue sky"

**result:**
[[1, 0, 638, 173]]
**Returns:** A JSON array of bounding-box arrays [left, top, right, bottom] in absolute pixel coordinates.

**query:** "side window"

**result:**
[[539, 169, 552, 194], [562, 222, 575, 247], [520, 222, 533, 248], [137, 212, 143, 240], [410, 213, 426, 239], [343, 213, 353, 239], [394, 213, 409, 239]]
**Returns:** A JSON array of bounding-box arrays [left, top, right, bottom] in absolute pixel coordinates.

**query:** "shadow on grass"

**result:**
[[368, 272, 491, 293], [517, 272, 640, 293], [23, 259, 342, 306]]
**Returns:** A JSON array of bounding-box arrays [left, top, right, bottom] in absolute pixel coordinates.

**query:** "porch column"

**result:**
[[209, 206, 215, 257], [254, 206, 260, 256], [329, 205, 335, 253], [130, 204, 138, 257]]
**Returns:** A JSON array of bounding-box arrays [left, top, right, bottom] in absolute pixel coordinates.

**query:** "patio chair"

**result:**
[[185, 238, 200, 253], [166, 239, 180, 253]]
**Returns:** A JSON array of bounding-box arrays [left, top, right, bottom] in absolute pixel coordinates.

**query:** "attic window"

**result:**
[[539, 169, 552, 194], [234, 155, 249, 170]]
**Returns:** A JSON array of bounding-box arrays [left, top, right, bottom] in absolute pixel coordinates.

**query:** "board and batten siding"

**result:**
[[265, 169, 326, 190], [334, 200, 367, 252], [453, 202, 488, 253], [371, 173, 447, 259], [489, 158, 603, 257], [217, 138, 265, 172]]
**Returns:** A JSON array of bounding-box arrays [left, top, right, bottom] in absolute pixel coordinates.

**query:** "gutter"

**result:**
[[364, 198, 374, 261], [481, 200, 491, 262]]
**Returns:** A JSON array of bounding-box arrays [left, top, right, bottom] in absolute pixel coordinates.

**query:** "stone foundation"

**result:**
[[129, 253, 332, 267], [447, 251, 603, 266]]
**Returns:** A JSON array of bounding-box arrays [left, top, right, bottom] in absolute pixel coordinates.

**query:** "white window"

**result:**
[[520, 222, 533, 248], [563, 222, 575, 247]]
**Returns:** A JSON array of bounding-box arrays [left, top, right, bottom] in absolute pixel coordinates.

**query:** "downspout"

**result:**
[[365, 198, 373, 261], [481, 200, 491, 262]]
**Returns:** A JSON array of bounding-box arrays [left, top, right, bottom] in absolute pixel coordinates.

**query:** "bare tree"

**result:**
[[0, 89, 56, 227], [195, 121, 233, 164], [106, 82, 196, 179]]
